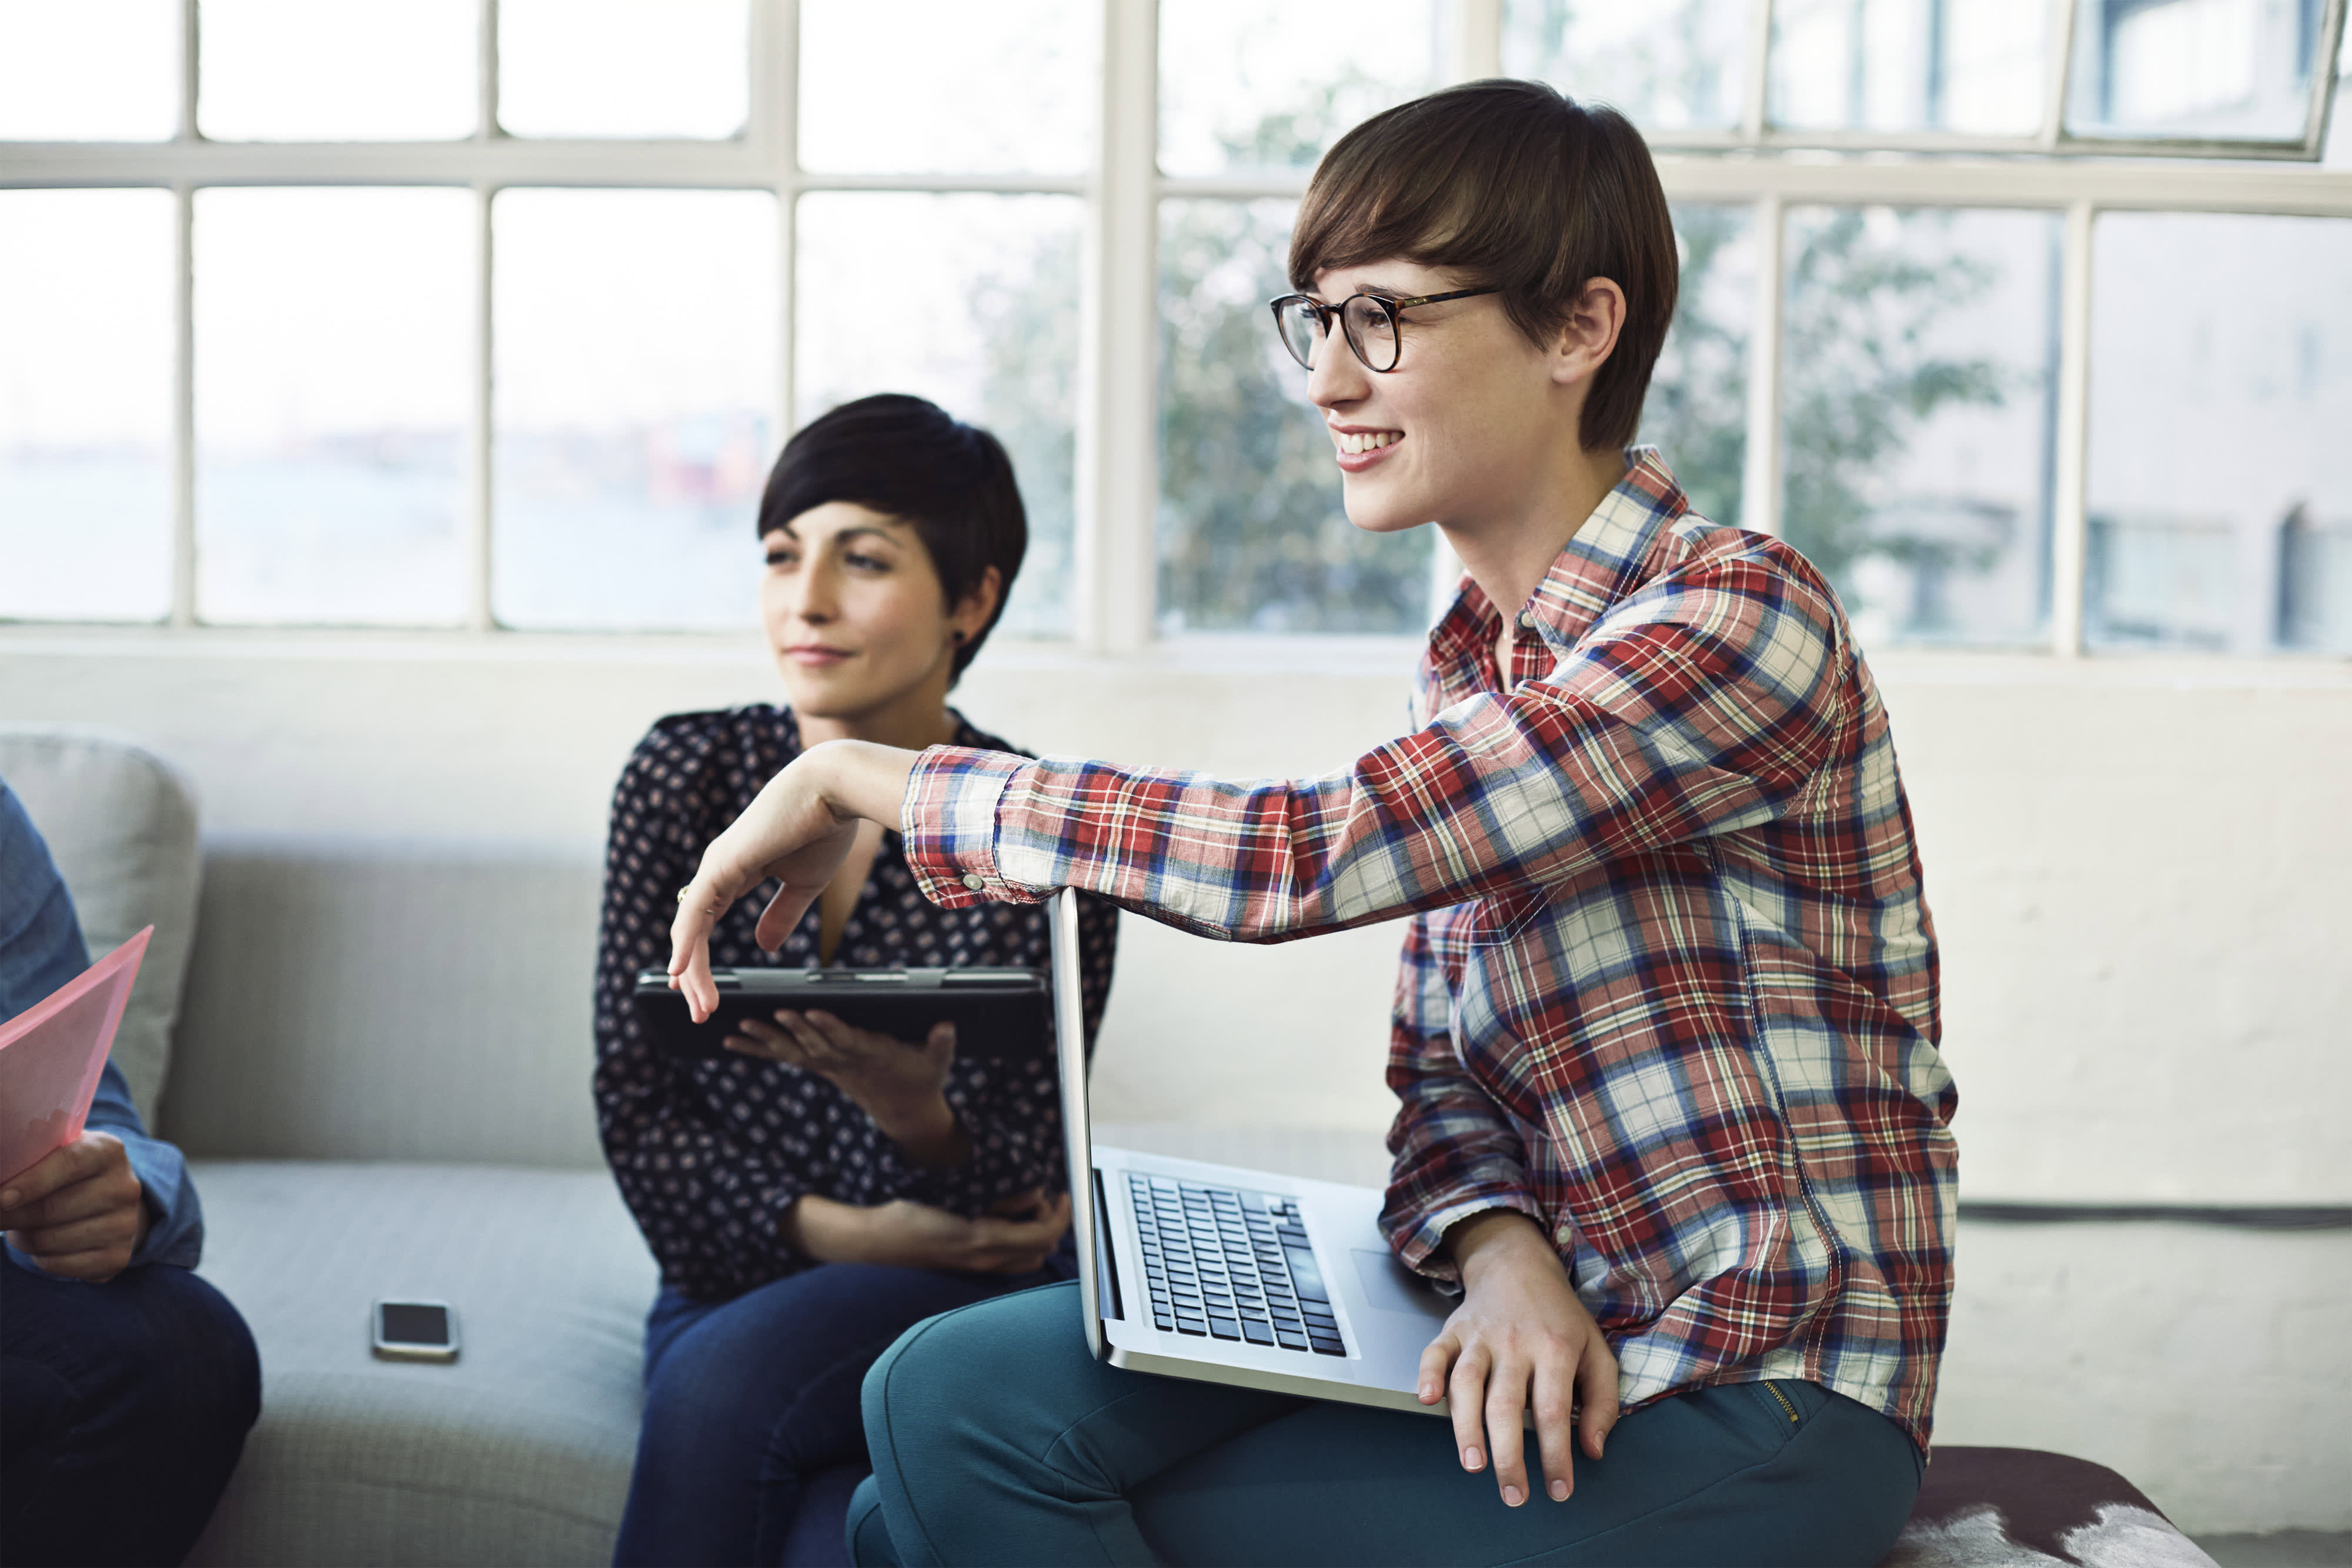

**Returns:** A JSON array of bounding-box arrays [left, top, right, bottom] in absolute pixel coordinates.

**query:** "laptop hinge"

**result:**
[[1090, 1166, 1123, 1322]]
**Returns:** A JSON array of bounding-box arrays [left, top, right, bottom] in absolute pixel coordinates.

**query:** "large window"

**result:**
[[2, 0, 2346, 660]]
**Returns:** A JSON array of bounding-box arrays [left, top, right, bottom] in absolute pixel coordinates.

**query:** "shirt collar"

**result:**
[[1427, 447, 1691, 671]]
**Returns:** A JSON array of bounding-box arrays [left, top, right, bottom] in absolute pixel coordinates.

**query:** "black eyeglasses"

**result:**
[[1267, 286, 1500, 374]]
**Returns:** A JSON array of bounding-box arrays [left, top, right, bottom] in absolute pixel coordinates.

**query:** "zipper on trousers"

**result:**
[[1763, 1381, 1800, 1425]]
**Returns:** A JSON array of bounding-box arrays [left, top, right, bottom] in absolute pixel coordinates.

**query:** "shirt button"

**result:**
[[1516, 610, 1535, 630], [961, 872, 987, 891]]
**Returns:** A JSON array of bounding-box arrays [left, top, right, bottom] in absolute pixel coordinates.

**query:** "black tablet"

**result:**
[[630, 966, 1053, 1062]]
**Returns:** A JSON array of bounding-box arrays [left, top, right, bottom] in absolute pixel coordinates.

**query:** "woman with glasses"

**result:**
[[592, 393, 1118, 1567], [666, 82, 1950, 1568]]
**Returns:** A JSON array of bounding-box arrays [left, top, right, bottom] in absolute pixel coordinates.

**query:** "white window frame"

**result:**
[[2, 0, 2348, 663]]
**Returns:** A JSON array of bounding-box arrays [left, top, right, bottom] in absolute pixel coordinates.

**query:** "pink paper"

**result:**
[[0, 926, 151, 1188]]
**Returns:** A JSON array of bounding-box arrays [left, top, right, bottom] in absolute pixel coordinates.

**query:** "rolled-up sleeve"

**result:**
[[901, 746, 1030, 907]]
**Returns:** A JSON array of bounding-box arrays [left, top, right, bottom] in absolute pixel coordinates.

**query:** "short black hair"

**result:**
[[757, 393, 1027, 680], [1292, 80, 1678, 453]]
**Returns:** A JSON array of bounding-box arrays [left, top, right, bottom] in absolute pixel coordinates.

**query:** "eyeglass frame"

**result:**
[[1266, 286, 1502, 374]]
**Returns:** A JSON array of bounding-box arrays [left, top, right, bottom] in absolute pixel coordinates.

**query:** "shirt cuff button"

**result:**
[[961, 872, 987, 891]]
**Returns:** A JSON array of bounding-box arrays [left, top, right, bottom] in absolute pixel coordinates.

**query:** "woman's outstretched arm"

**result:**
[[671, 542, 1852, 1022]]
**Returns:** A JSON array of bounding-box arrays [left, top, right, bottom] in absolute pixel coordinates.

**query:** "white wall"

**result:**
[[3, 628, 2348, 1203]]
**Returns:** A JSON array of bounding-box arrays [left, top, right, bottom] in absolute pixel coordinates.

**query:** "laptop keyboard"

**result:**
[[1126, 1175, 1345, 1355]]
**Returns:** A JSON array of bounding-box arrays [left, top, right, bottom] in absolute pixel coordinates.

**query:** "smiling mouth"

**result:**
[[783, 645, 852, 663], [1335, 430, 1401, 454]]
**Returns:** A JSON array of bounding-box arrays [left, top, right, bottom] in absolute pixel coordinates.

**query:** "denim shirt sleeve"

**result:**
[[0, 784, 205, 1271]]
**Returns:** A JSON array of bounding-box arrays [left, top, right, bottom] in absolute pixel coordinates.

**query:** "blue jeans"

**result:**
[[850, 1282, 1923, 1567], [614, 1255, 1070, 1568], [1, 1249, 261, 1568]]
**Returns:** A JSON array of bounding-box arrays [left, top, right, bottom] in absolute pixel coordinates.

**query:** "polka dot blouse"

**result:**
[[593, 704, 1119, 1302]]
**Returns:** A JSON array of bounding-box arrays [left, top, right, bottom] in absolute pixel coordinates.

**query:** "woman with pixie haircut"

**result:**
[[593, 393, 1117, 1567], [667, 83, 1952, 1566]]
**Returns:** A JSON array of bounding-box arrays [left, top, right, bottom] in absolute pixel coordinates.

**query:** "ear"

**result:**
[[948, 565, 1003, 645], [1549, 277, 1628, 389]]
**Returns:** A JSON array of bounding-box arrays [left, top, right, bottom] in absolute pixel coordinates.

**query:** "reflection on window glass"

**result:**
[[195, 189, 471, 625], [0, 0, 177, 141], [1158, 199, 1431, 635], [199, 0, 475, 142], [1645, 205, 1754, 529], [499, 0, 747, 139], [799, 0, 1094, 174], [2087, 213, 2352, 654], [1158, 0, 1435, 178], [0, 191, 172, 621], [1780, 207, 2058, 648], [2065, 0, 2324, 142], [1772, 0, 2045, 134], [1504, 0, 1748, 132], [493, 190, 777, 631], [797, 194, 1082, 638]]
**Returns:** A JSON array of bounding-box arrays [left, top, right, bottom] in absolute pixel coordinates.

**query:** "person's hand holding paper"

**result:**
[[0, 1131, 151, 1282], [0, 925, 152, 1279]]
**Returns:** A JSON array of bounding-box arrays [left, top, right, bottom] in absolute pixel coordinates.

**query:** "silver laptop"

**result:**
[[1050, 890, 1457, 1413]]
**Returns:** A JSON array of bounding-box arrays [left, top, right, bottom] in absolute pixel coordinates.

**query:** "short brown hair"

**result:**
[[759, 393, 1024, 681], [1289, 79, 1678, 453]]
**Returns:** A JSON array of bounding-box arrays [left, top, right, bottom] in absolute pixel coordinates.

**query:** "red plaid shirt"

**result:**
[[902, 450, 1956, 1452]]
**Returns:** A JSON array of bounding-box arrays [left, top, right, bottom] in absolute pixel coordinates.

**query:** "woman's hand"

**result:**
[[726, 1012, 966, 1167], [1417, 1209, 1619, 1508], [667, 741, 924, 1022], [784, 1189, 1072, 1273]]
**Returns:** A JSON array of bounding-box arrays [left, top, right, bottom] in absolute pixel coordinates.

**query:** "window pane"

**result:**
[[195, 189, 470, 625], [2087, 213, 2352, 654], [1772, 0, 2046, 135], [493, 190, 777, 631], [1158, 0, 1436, 178], [499, 0, 747, 139], [0, 0, 177, 141], [796, 193, 1080, 638], [0, 191, 172, 621], [799, 0, 1094, 174], [1780, 207, 2059, 648], [2064, 0, 2325, 142], [198, 0, 475, 142], [1504, 0, 1748, 133], [1645, 205, 1755, 529], [1158, 199, 1431, 635]]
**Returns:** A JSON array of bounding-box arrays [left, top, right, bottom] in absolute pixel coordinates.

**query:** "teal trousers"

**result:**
[[848, 1282, 1922, 1567]]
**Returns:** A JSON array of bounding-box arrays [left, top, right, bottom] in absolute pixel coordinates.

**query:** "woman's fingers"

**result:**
[[753, 881, 823, 954], [724, 1016, 813, 1068], [1446, 1338, 1492, 1474], [1531, 1353, 1578, 1502], [1415, 1332, 1456, 1407], [666, 881, 729, 1022], [773, 1009, 847, 1067], [1484, 1360, 1533, 1506], [1577, 1326, 1622, 1462]]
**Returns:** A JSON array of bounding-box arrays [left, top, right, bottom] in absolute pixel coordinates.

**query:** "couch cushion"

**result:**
[[167, 840, 605, 1166], [185, 1161, 657, 1568], [0, 724, 202, 1126]]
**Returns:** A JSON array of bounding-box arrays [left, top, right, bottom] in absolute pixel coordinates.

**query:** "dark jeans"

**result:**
[[850, 1282, 1925, 1567], [0, 1250, 261, 1568], [614, 1255, 1068, 1568]]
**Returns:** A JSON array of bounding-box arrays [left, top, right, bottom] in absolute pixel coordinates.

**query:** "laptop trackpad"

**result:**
[[1351, 1249, 1454, 1320]]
